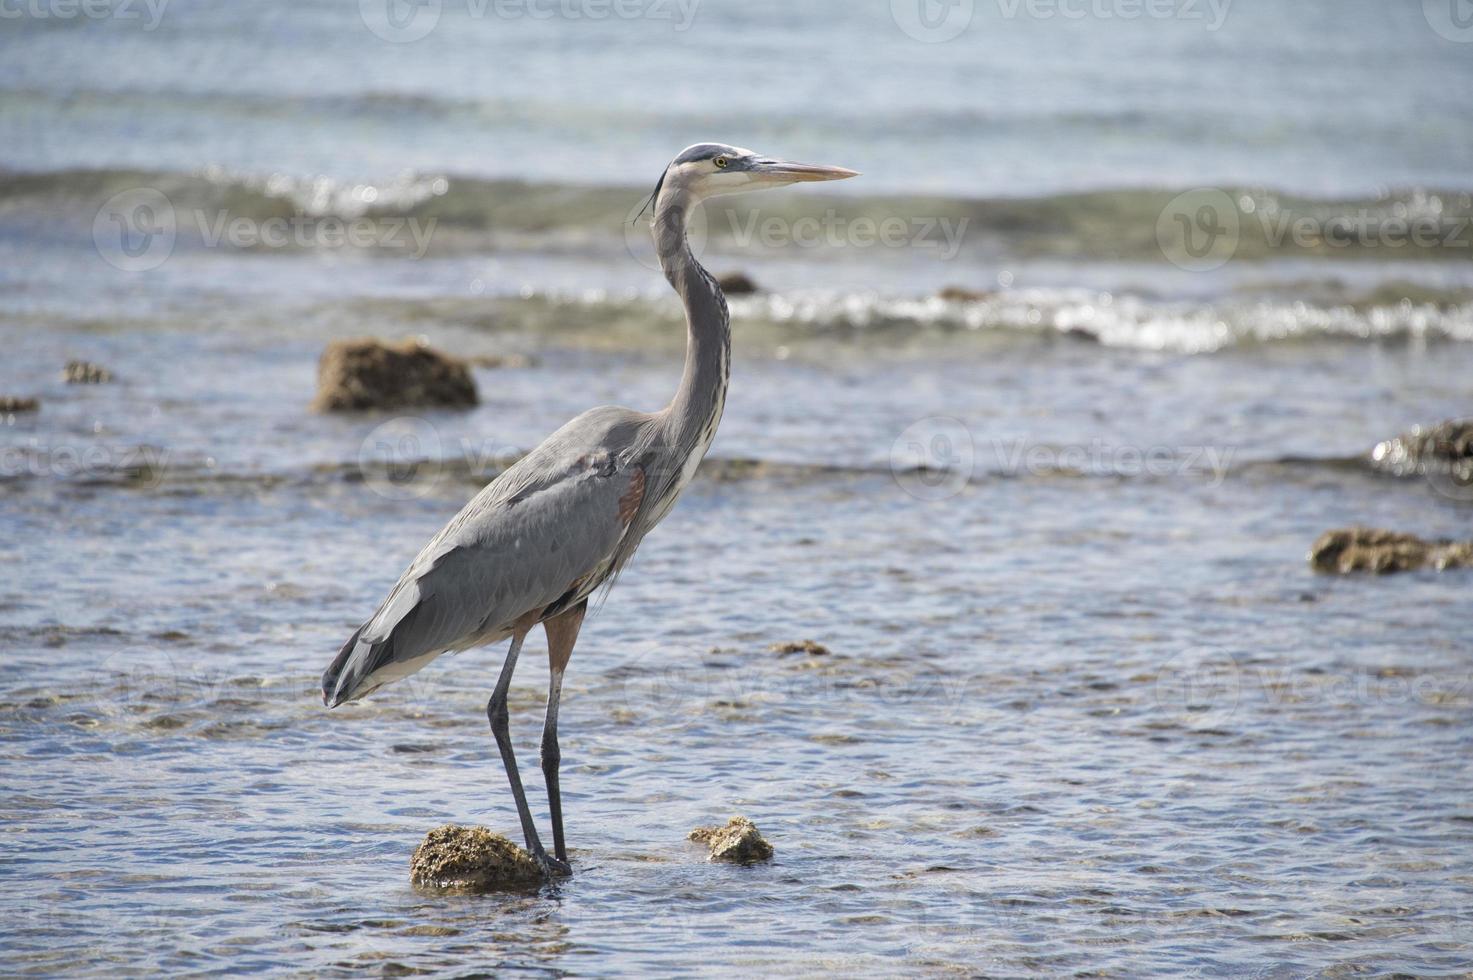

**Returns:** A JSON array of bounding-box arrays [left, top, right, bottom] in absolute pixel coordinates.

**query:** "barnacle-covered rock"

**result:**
[[1309, 527, 1473, 574], [717, 272, 759, 295], [689, 816, 774, 864], [409, 824, 543, 894], [312, 337, 477, 412], [63, 361, 112, 384]]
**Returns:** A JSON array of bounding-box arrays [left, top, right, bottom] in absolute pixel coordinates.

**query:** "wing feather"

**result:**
[[322, 407, 649, 705]]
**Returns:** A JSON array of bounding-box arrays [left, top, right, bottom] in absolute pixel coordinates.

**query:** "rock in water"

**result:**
[[1369, 419, 1473, 494], [312, 337, 477, 412], [769, 640, 831, 656], [689, 816, 774, 864], [717, 272, 759, 295], [1309, 527, 1473, 574], [937, 286, 992, 303], [409, 824, 543, 894], [63, 361, 112, 384]]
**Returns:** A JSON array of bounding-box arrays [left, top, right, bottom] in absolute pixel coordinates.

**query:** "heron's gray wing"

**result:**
[[323, 407, 649, 705]]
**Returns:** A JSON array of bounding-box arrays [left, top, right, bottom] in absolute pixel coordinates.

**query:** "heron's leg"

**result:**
[[487, 625, 568, 876], [542, 600, 587, 865]]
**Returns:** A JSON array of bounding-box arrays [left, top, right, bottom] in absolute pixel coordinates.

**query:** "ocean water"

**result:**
[[3, 1, 1472, 976]]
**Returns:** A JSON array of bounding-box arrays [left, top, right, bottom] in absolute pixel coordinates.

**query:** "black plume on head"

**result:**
[[634, 167, 668, 224]]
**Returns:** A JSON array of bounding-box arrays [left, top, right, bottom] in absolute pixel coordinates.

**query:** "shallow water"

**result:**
[[5, 0, 1473, 974], [5, 299, 1473, 974]]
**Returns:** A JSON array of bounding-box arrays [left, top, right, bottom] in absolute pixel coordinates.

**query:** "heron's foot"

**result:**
[[532, 849, 572, 878]]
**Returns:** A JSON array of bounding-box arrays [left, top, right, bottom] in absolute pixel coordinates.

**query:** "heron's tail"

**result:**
[[322, 623, 389, 707]]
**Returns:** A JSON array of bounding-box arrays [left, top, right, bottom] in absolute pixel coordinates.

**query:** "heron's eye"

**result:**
[[714, 157, 728, 169]]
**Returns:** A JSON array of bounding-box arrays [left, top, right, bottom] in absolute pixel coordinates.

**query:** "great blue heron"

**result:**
[[322, 144, 858, 876]]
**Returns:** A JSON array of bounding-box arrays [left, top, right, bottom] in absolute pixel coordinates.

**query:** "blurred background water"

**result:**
[[2, 0, 1471, 975]]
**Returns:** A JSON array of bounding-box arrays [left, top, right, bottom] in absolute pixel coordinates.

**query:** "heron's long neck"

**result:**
[[653, 200, 729, 460]]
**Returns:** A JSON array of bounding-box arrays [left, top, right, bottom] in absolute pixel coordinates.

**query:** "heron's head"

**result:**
[[644, 142, 859, 217]]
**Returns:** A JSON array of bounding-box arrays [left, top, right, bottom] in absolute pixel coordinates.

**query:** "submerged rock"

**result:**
[[312, 337, 477, 412], [1370, 419, 1473, 478], [63, 360, 112, 384], [717, 272, 759, 295], [1309, 527, 1473, 574], [938, 286, 992, 303], [0, 396, 39, 413], [409, 824, 543, 894], [689, 816, 774, 864], [769, 639, 831, 656], [465, 352, 535, 369]]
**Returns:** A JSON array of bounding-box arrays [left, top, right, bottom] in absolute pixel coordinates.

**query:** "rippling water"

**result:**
[[5, 0, 1473, 974], [5, 304, 1472, 974]]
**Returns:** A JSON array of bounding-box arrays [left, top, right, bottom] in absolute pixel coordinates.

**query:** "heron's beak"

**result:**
[[753, 160, 861, 183]]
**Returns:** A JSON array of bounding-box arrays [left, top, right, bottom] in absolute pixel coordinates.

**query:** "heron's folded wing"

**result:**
[[362, 452, 637, 663]]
